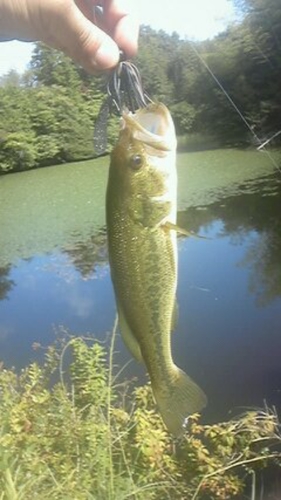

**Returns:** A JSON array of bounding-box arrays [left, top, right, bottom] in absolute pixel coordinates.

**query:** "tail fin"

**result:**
[[152, 366, 207, 437]]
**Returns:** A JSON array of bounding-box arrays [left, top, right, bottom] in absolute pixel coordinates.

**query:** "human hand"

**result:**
[[0, 0, 139, 72]]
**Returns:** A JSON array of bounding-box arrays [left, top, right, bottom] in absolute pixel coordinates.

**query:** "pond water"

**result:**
[[1, 149, 281, 424]]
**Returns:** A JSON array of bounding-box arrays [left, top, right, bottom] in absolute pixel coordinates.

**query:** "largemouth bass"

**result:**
[[106, 102, 207, 436]]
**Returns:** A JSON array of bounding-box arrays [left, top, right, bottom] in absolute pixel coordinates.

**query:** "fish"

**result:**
[[106, 102, 207, 436]]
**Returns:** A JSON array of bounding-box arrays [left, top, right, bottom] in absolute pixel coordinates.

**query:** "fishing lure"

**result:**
[[93, 52, 152, 155]]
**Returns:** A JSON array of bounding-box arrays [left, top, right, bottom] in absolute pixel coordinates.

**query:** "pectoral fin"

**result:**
[[129, 199, 171, 229], [163, 221, 210, 239], [117, 300, 143, 363]]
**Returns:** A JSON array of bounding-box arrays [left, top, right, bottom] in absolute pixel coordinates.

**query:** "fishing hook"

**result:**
[[107, 51, 152, 114], [93, 52, 152, 155]]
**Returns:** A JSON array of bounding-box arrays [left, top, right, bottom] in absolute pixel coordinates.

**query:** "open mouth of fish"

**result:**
[[122, 103, 177, 152]]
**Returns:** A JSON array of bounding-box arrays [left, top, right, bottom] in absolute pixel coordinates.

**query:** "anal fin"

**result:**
[[117, 300, 143, 363]]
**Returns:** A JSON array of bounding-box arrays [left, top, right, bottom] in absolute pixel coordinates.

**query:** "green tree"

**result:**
[[136, 26, 178, 103], [30, 43, 81, 90], [0, 69, 22, 88], [30, 85, 99, 164], [0, 85, 37, 172], [0, 131, 36, 172]]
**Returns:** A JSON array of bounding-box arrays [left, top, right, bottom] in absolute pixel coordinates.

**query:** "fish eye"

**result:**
[[129, 154, 144, 170]]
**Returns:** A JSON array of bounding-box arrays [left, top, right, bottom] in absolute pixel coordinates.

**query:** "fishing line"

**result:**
[[186, 40, 281, 172], [257, 130, 281, 151]]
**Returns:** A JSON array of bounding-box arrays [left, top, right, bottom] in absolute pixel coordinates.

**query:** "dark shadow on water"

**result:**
[[62, 228, 108, 279], [178, 172, 281, 306], [0, 264, 15, 300]]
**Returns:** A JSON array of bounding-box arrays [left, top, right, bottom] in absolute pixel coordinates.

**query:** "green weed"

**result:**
[[0, 328, 280, 499]]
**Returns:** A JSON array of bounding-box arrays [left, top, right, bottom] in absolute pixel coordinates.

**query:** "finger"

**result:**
[[112, 13, 139, 58], [103, 0, 139, 57], [45, 1, 120, 72], [74, 0, 95, 22]]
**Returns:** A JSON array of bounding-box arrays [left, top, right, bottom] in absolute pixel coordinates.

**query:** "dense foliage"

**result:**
[[0, 0, 280, 173], [0, 334, 280, 499]]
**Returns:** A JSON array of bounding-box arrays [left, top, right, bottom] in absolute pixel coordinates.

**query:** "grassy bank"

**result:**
[[0, 329, 280, 499]]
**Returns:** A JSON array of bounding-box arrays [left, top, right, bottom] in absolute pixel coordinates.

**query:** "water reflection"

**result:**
[[0, 173, 281, 320], [0, 264, 15, 300], [178, 173, 281, 306], [0, 157, 280, 423], [62, 228, 108, 279], [7, 173, 278, 311]]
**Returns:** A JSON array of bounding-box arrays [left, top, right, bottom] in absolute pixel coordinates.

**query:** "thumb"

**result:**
[[46, 2, 120, 72]]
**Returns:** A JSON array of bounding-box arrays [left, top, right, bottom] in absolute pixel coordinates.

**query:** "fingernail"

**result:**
[[93, 38, 120, 70]]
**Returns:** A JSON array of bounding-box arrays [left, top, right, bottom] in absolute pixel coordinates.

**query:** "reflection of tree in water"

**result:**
[[240, 222, 281, 307], [0, 264, 15, 300], [62, 174, 281, 303], [179, 173, 281, 306], [62, 228, 108, 279]]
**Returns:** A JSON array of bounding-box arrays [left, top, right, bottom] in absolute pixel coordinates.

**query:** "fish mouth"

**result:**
[[122, 103, 176, 152]]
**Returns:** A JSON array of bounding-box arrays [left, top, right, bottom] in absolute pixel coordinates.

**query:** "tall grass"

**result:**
[[0, 328, 280, 499]]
